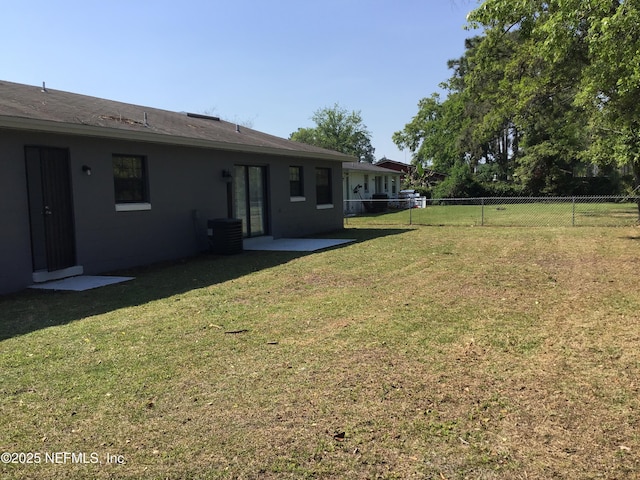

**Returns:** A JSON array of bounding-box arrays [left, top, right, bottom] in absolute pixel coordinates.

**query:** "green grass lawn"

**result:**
[[2, 225, 640, 479]]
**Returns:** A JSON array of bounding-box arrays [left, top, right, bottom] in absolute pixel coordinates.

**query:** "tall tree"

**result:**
[[392, 92, 464, 173], [452, 35, 521, 180], [393, 36, 521, 195], [467, 0, 640, 200], [289, 104, 375, 163]]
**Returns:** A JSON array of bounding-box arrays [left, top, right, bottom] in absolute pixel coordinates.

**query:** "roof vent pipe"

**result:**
[[236, 124, 240, 133], [41, 82, 47, 93], [144, 112, 148, 127]]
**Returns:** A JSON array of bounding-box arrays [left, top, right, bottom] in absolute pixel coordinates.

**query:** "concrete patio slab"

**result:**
[[243, 236, 354, 252], [30, 276, 134, 292]]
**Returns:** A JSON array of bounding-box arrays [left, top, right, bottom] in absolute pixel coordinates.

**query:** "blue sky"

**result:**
[[2, 0, 480, 163]]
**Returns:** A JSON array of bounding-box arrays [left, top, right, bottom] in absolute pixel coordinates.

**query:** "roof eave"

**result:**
[[0, 115, 354, 162]]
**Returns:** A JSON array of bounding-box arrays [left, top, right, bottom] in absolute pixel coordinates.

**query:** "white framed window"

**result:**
[[113, 154, 150, 210]]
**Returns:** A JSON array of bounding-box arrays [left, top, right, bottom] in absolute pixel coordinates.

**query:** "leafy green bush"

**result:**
[[432, 162, 483, 198], [478, 181, 526, 197]]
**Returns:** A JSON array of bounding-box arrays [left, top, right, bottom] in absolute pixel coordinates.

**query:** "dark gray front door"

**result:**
[[25, 146, 77, 272]]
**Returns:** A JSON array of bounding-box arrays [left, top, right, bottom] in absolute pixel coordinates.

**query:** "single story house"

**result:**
[[342, 161, 403, 215], [0, 80, 353, 294]]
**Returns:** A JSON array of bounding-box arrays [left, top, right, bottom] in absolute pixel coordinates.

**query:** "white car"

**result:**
[[399, 190, 420, 208]]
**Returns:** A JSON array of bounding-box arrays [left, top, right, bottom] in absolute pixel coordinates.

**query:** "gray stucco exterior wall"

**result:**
[[269, 160, 344, 238], [0, 133, 33, 293], [0, 129, 344, 294]]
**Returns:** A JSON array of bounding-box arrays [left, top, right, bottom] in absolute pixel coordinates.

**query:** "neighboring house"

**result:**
[[342, 162, 403, 215], [375, 157, 446, 186], [374, 157, 413, 183], [0, 80, 354, 294]]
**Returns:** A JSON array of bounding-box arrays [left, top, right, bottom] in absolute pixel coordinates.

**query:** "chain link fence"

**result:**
[[344, 196, 640, 227]]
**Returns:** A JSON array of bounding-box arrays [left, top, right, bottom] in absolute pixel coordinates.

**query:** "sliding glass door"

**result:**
[[234, 165, 267, 237]]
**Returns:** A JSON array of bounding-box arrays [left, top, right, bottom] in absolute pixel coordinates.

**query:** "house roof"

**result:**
[[374, 158, 414, 172], [342, 161, 402, 174], [374, 158, 446, 179], [0, 80, 354, 162]]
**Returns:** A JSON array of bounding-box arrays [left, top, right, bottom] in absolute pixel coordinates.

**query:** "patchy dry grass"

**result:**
[[1, 226, 640, 479]]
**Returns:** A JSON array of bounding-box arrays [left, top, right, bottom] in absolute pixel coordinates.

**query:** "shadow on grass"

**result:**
[[0, 228, 411, 342]]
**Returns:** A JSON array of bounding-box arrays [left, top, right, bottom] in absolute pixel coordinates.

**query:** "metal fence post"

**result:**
[[409, 200, 412, 225], [481, 198, 485, 226], [572, 196, 575, 226]]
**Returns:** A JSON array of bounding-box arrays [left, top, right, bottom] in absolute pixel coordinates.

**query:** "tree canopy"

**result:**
[[290, 104, 375, 163], [394, 0, 638, 199], [467, 0, 640, 185]]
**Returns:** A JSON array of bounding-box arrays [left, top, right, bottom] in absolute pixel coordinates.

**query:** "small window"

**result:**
[[113, 154, 149, 205], [290, 166, 304, 197], [316, 167, 332, 205], [364, 175, 369, 193]]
